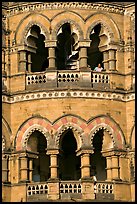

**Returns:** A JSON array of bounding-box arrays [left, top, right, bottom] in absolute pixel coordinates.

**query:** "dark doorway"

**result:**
[[90, 129, 107, 180], [56, 23, 78, 70], [87, 24, 103, 70], [27, 25, 49, 72], [59, 129, 81, 180], [27, 130, 50, 182]]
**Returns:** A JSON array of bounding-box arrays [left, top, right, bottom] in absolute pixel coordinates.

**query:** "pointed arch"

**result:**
[[52, 18, 84, 40], [54, 124, 84, 150], [15, 13, 50, 45], [15, 117, 51, 151], [52, 115, 87, 150], [86, 12, 122, 42], [88, 115, 126, 150], [51, 10, 85, 23]]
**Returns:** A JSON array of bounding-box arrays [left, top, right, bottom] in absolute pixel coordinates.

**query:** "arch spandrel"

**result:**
[[85, 12, 122, 42], [15, 13, 50, 45]]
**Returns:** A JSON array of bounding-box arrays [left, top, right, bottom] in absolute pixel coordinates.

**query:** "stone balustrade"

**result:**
[[26, 70, 110, 90], [26, 72, 47, 85], [27, 182, 48, 196], [95, 182, 113, 194], [91, 72, 110, 89], [60, 181, 82, 194]]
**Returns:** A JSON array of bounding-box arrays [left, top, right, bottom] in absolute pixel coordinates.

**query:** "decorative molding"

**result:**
[[54, 123, 85, 149], [2, 90, 135, 104], [15, 114, 126, 152], [52, 19, 83, 40], [2, 135, 6, 152], [90, 124, 116, 148], [22, 125, 50, 150], [6, 2, 125, 17]]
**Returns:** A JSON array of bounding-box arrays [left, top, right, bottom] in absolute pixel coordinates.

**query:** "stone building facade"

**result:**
[[2, 2, 135, 202]]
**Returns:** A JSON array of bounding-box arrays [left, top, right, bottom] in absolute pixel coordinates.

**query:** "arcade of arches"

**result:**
[[8, 127, 122, 183], [18, 22, 112, 72]]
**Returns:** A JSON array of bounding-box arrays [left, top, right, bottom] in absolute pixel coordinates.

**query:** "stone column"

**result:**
[[46, 149, 60, 200], [45, 40, 57, 70], [47, 149, 59, 180], [74, 40, 91, 70], [19, 156, 29, 182], [108, 49, 116, 71], [77, 149, 93, 179], [48, 47, 56, 69], [79, 47, 88, 69], [27, 52, 32, 72], [76, 148, 95, 200], [2, 154, 9, 183], [119, 154, 130, 181], [105, 156, 112, 181], [103, 51, 109, 71], [111, 155, 120, 180], [19, 50, 27, 72], [29, 159, 33, 182], [81, 153, 91, 178]]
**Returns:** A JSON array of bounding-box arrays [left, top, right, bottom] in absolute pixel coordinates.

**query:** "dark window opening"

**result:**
[[87, 24, 103, 70], [56, 23, 78, 70], [90, 129, 107, 180], [27, 130, 50, 182], [27, 25, 49, 72], [59, 129, 81, 180]]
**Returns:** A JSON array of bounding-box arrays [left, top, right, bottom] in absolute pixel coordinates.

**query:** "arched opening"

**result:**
[[90, 129, 107, 180], [56, 23, 79, 70], [26, 25, 49, 72], [27, 130, 50, 182], [87, 23, 103, 70], [59, 129, 81, 180]]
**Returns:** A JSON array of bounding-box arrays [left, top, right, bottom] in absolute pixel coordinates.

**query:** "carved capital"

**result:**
[[45, 40, 57, 47], [46, 149, 59, 155], [76, 147, 94, 156]]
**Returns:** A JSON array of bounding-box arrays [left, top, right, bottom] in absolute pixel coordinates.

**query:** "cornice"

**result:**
[[2, 89, 135, 104], [5, 2, 127, 17]]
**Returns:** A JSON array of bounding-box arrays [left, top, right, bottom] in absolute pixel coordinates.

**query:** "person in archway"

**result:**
[[94, 63, 103, 72]]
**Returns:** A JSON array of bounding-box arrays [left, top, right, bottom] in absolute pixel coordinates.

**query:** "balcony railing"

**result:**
[[27, 182, 48, 196], [26, 180, 115, 201], [95, 181, 114, 200], [59, 181, 82, 200], [26, 70, 110, 90], [91, 72, 110, 89], [95, 182, 113, 194], [26, 72, 47, 85], [60, 181, 82, 193]]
